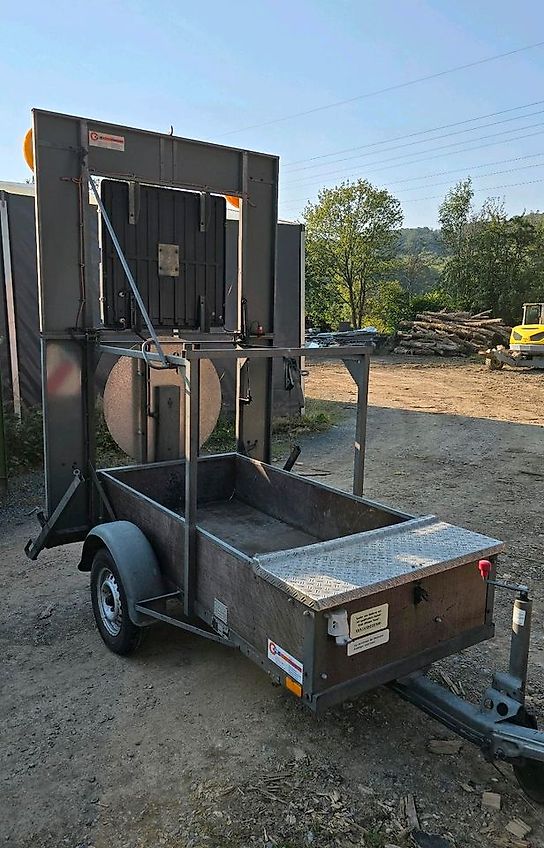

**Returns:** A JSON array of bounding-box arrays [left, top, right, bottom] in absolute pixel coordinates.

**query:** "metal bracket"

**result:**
[[135, 593, 234, 647], [88, 464, 116, 522], [25, 469, 84, 560], [199, 192, 208, 232], [128, 181, 140, 225], [325, 608, 349, 645]]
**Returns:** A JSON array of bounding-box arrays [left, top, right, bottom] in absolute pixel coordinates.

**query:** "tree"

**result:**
[[438, 179, 544, 323], [304, 180, 403, 329], [438, 179, 475, 306]]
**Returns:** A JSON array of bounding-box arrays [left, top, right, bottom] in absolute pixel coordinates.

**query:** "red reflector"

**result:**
[[478, 559, 492, 580]]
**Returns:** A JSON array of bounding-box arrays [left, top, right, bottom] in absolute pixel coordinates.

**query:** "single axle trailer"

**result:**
[[25, 108, 544, 802]]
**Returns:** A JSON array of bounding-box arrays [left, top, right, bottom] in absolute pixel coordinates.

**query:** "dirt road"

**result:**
[[2, 357, 544, 847]]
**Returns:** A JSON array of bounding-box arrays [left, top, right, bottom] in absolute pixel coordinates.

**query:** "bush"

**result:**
[[2, 405, 44, 472], [409, 289, 456, 316]]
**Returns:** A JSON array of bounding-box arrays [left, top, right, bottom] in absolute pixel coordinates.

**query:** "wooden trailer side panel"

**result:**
[[195, 532, 306, 676], [234, 455, 408, 541], [312, 559, 491, 692]]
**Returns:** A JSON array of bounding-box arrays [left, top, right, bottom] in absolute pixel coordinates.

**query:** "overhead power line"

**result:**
[[219, 40, 544, 137], [401, 176, 544, 203], [401, 160, 544, 193], [284, 122, 544, 188], [285, 103, 544, 173], [279, 153, 544, 211]]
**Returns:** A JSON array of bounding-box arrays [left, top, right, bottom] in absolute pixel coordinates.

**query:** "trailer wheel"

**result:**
[[90, 548, 142, 655], [512, 710, 544, 804]]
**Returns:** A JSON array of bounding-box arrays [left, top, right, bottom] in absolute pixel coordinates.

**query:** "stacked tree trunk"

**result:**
[[394, 310, 511, 357]]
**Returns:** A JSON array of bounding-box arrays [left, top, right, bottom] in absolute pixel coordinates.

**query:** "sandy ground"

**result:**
[[1, 356, 544, 848]]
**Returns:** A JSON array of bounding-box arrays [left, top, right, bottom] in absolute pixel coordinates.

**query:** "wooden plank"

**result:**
[[234, 455, 407, 541], [106, 454, 236, 510]]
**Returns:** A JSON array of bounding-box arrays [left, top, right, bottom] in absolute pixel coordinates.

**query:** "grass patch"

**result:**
[[203, 398, 341, 459], [271, 397, 341, 459]]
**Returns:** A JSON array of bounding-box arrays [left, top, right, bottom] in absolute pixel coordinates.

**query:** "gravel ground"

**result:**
[[1, 356, 544, 848]]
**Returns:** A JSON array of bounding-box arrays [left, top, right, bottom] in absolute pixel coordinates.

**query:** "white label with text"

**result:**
[[347, 628, 390, 656], [88, 130, 125, 151], [350, 603, 388, 639], [513, 607, 526, 627]]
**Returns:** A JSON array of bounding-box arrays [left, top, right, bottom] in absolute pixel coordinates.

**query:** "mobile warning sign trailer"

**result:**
[[26, 109, 544, 801]]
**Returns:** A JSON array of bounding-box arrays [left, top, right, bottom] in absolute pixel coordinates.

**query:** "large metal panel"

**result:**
[[101, 181, 226, 331], [33, 109, 278, 535]]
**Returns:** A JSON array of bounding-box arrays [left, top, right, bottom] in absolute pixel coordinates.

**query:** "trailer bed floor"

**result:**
[[197, 498, 320, 555]]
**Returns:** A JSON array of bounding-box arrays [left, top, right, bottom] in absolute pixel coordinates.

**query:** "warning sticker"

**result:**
[[267, 639, 303, 684], [347, 629, 390, 656], [513, 607, 526, 627], [88, 130, 125, 151], [350, 603, 388, 639]]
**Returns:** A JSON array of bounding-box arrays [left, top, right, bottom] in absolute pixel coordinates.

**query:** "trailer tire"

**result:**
[[90, 548, 142, 655]]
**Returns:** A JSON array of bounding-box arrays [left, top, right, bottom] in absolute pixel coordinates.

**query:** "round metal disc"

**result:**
[[103, 352, 221, 460]]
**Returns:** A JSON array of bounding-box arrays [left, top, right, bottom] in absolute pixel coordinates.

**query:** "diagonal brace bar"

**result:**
[[88, 175, 167, 365]]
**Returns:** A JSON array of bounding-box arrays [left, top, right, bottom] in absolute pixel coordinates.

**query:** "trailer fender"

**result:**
[[78, 521, 165, 625]]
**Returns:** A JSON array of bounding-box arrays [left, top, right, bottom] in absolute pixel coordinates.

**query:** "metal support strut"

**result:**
[[88, 175, 167, 366]]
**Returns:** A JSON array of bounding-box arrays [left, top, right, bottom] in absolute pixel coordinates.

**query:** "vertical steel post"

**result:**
[[353, 353, 370, 497], [183, 349, 200, 618], [0, 367, 7, 493], [0, 192, 21, 418], [509, 593, 532, 697]]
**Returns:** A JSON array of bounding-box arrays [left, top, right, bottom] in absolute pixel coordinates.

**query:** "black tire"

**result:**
[[511, 709, 544, 804], [90, 548, 142, 655]]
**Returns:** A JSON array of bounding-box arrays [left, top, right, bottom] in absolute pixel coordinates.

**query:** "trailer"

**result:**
[[25, 108, 544, 802]]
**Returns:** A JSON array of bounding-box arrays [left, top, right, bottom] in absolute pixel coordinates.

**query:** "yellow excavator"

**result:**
[[484, 302, 544, 369]]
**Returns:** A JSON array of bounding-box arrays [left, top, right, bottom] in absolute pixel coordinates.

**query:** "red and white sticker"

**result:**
[[88, 130, 125, 151], [267, 639, 303, 684]]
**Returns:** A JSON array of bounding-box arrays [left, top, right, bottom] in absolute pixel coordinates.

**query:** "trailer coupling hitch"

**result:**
[[392, 577, 544, 803]]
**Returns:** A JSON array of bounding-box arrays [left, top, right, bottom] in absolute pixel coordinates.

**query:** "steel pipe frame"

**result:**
[[99, 338, 372, 613]]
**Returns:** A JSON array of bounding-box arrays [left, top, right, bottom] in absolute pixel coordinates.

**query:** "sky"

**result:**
[[1, 0, 544, 228]]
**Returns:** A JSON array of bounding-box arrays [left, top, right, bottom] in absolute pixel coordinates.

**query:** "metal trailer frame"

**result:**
[[27, 109, 544, 801]]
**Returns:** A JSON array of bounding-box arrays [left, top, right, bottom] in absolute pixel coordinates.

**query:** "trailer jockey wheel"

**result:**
[[90, 549, 142, 655], [512, 710, 544, 804]]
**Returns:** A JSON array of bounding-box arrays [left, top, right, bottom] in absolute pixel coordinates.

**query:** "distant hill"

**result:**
[[395, 213, 544, 260], [395, 226, 445, 258]]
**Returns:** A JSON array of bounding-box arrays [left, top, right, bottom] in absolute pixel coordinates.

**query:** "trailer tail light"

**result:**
[[285, 676, 302, 698], [478, 559, 492, 580]]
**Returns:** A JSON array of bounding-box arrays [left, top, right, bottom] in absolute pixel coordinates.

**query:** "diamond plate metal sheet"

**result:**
[[254, 516, 503, 609]]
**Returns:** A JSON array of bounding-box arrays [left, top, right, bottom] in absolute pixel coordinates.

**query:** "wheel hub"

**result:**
[[97, 568, 123, 636]]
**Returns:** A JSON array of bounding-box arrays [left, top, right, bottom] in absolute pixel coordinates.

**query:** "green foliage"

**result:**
[[304, 179, 403, 329], [438, 181, 544, 323], [410, 288, 455, 315], [202, 413, 236, 454], [365, 280, 411, 332], [3, 405, 43, 472]]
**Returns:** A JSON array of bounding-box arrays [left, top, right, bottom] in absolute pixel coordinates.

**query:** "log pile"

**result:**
[[394, 310, 511, 357]]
